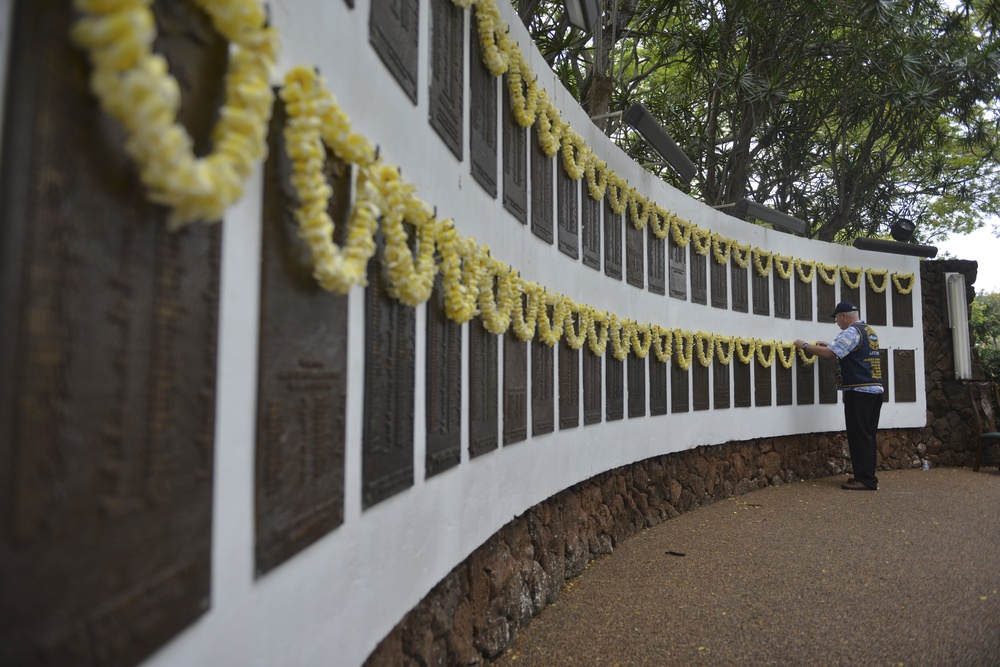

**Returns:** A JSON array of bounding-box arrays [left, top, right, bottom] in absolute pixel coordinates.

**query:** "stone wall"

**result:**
[[364, 259, 982, 666]]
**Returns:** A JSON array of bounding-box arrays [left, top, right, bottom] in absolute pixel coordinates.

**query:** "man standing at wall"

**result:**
[[794, 301, 884, 490]]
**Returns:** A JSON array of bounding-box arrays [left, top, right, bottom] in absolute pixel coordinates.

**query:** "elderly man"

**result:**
[[794, 301, 884, 490]]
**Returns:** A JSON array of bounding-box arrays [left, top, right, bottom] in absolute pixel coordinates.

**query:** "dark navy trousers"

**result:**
[[843, 390, 883, 488]]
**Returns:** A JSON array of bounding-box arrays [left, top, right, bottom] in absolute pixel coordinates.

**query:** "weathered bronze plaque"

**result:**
[[530, 126, 554, 243], [607, 357, 624, 421], [256, 102, 348, 576], [776, 363, 793, 406], [796, 361, 816, 405], [559, 341, 580, 429], [668, 237, 687, 300], [817, 280, 836, 324], [865, 281, 887, 327], [650, 359, 668, 416], [795, 276, 813, 321], [752, 271, 770, 316], [363, 234, 416, 508], [626, 217, 644, 289], [470, 21, 497, 198], [532, 341, 554, 436], [604, 198, 623, 280], [582, 192, 601, 270], [731, 259, 749, 313], [734, 362, 752, 407], [879, 349, 890, 403], [892, 285, 914, 327], [693, 364, 710, 411], [818, 357, 839, 404], [754, 360, 772, 406], [583, 348, 602, 425], [426, 276, 462, 477], [0, 2, 219, 663], [370, 0, 419, 104], [691, 251, 707, 305], [711, 260, 728, 309], [774, 274, 791, 319], [840, 279, 860, 315], [628, 355, 646, 418], [469, 320, 499, 456], [714, 362, 731, 409], [502, 82, 527, 224], [504, 332, 528, 445], [557, 165, 579, 258], [894, 349, 917, 402], [429, 0, 463, 159], [671, 361, 690, 413], [648, 227, 666, 296]]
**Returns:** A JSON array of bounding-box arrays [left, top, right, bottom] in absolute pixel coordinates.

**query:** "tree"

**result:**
[[516, 0, 1000, 243], [971, 289, 1000, 348]]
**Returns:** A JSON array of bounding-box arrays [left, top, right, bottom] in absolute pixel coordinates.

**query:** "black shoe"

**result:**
[[841, 480, 877, 491]]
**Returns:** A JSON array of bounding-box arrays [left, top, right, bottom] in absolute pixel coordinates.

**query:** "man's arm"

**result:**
[[793, 338, 837, 359]]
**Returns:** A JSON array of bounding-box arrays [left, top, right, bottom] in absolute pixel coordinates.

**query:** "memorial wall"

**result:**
[[0, 0, 926, 665]]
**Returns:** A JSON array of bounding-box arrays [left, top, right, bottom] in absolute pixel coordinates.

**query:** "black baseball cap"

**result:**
[[831, 301, 859, 316]]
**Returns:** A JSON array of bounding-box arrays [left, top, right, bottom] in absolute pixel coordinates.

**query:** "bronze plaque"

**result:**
[[583, 349, 602, 425], [559, 342, 580, 429], [865, 281, 887, 327], [691, 251, 707, 305], [714, 362, 731, 409], [363, 234, 415, 508], [256, 103, 348, 575], [626, 216, 644, 289], [671, 361, 690, 413], [795, 276, 813, 321], [774, 274, 791, 319], [604, 198, 623, 280], [426, 277, 462, 477], [530, 126, 554, 243], [532, 341, 555, 436], [668, 237, 687, 300], [894, 349, 917, 402], [582, 192, 601, 270], [504, 332, 528, 445], [734, 362, 752, 407], [650, 359, 668, 416], [796, 361, 815, 405], [892, 286, 914, 327], [469, 320, 498, 456], [754, 360, 772, 406], [557, 164, 579, 258], [817, 280, 836, 324], [693, 363, 710, 411], [879, 349, 890, 403], [648, 227, 666, 296], [429, 0, 463, 159], [502, 82, 527, 224], [711, 260, 728, 309], [731, 259, 748, 313], [606, 357, 624, 421], [776, 363, 793, 406], [470, 20, 497, 198], [841, 279, 860, 315], [0, 2, 220, 663], [628, 355, 646, 418], [370, 0, 419, 103], [752, 271, 770, 316], [818, 357, 839, 404]]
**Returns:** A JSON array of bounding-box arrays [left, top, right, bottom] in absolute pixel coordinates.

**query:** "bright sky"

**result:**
[[934, 218, 1000, 294]]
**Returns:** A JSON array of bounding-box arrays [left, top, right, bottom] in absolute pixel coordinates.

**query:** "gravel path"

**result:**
[[494, 467, 1000, 667]]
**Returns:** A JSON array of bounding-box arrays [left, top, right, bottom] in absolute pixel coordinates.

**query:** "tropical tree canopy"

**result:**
[[515, 0, 1000, 243], [971, 289, 1000, 348]]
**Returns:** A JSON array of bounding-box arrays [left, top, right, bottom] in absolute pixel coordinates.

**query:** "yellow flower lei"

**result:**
[[609, 315, 630, 361], [536, 98, 563, 158], [70, 0, 279, 229], [606, 173, 627, 215], [674, 330, 695, 371], [795, 258, 816, 283], [735, 337, 756, 364], [585, 154, 608, 200], [752, 248, 773, 277], [627, 190, 650, 229], [892, 272, 915, 295], [755, 340, 776, 368], [695, 332, 715, 367], [585, 308, 609, 355], [775, 343, 796, 369], [773, 254, 794, 280], [840, 266, 862, 290], [797, 347, 818, 365], [816, 262, 839, 286], [731, 242, 752, 269], [668, 213, 693, 247], [690, 227, 713, 256], [651, 326, 673, 362], [865, 269, 889, 294], [380, 175, 439, 306], [715, 336, 735, 365], [506, 50, 539, 128], [631, 323, 654, 359], [474, 0, 510, 76], [561, 129, 588, 180], [711, 233, 732, 265]]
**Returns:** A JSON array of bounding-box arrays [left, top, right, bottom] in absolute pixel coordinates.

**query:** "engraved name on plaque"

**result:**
[[504, 332, 528, 445], [582, 193, 601, 270], [626, 217, 644, 289], [429, 0, 464, 159], [557, 164, 579, 258], [776, 363, 793, 406], [840, 276, 860, 316], [754, 360, 772, 407], [628, 355, 646, 418], [893, 350, 917, 402], [470, 20, 497, 197], [797, 360, 816, 405], [606, 357, 624, 422], [256, 103, 348, 576], [671, 359, 690, 413], [865, 279, 887, 327], [650, 359, 668, 416], [714, 362, 731, 409], [532, 340, 555, 436], [734, 362, 752, 407], [363, 235, 416, 508], [774, 273, 791, 319], [469, 320, 499, 456], [502, 82, 528, 224], [892, 283, 914, 327], [531, 126, 554, 243], [795, 275, 813, 321], [0, 3, 219, 663], [693, 364, 710, 411], [879, 349, 890, 403], [583, 349, 603, 425], [426, 276, 462, 477], [559, 341, 580, 429], [648, 226, 666, 296], [818, 357, 839, 404], [817, 280, 836, 324], [668, 237, 687, 300], [711, 259, 728, 309], [604, 198, 623, 280], [370, 0, 419, 103], [752, 270, 770, 316], [691, 251, 707, 305], [731, 258, 749, 313]]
